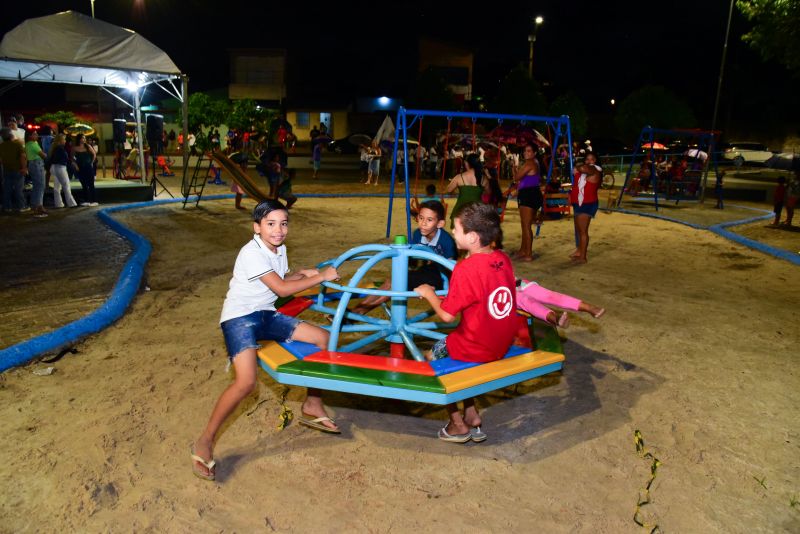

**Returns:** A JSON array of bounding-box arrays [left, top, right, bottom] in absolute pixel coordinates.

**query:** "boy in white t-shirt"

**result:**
[[192, 200, 340, 481]]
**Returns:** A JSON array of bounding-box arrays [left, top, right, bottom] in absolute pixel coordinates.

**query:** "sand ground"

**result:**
[[1, 170, 799, 533]]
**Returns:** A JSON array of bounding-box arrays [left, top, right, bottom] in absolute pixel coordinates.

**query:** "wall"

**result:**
[[286, 110, 348, 141]]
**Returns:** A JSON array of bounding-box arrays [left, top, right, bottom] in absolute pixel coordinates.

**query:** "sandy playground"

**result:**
[[0, 179, 798, 532]]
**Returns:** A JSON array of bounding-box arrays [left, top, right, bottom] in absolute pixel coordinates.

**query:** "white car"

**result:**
[[722, 142, 773, 167]]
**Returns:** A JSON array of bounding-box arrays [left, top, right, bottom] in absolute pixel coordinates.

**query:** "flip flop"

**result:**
[[437, 426, 471, 443], [592, 308, 606, 319], [190, 446, 216, 481], [557, 312, 570, 328], [469, 427, 487, 443], [298, 416, 341, 434]]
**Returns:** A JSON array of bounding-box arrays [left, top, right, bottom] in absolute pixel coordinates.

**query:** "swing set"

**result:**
[[386, 108, 574, 238], [617, 126, 722, 211]]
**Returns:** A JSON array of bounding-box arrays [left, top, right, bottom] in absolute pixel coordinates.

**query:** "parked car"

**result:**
[[722, 142, 773, 167], [326, 132, 375, 154]]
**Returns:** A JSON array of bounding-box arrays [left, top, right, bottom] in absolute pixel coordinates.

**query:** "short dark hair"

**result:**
[[425, 183, 436, 195], [419, 200, 445, 221], [455, 202, 502, 249], [253, 199, 288, 222], [778, 176, 786, 183]]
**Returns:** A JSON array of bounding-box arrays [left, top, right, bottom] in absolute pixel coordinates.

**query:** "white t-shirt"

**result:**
[[10, 127, 25, 143], [220, 235, 289, 323]]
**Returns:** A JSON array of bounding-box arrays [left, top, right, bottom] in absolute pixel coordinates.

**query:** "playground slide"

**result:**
[[209, 152, 270, 202]]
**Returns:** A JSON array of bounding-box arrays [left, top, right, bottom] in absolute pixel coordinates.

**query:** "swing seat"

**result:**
[[543, 192, 571, 218]]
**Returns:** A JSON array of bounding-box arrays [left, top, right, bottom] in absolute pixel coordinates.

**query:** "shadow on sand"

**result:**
[[214, 340, 663, 479]]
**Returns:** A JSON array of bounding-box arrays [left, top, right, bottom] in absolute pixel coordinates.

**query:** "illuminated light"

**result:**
[[610, 98, 616, 105], [125, 81, 138, 91], [378, 96, 390, 106], [535, 16, 544, 25]]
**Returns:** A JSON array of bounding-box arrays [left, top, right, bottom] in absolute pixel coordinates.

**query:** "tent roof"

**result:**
[[0, 11, 182, 89]]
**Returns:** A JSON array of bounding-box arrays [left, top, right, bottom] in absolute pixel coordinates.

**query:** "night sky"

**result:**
[[1, 1, 794, 136]]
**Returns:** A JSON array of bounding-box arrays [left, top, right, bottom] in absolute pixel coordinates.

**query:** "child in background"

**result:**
[[516, 279, 604, 328], [770, 176, 786, 227], [349, 200, 456, 319], [192, 200, 340, 481], [714, 170, 725, 209], [266, 152, 282, 199], [415, 202, 517, 444], [277, 168, 298, 209], [312, 141, 323, 179], [784, 170, 800, 226], [420, 183, 438, 204]]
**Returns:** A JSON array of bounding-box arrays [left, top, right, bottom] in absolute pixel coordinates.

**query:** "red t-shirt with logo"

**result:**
[[440, 250, 518, 363]]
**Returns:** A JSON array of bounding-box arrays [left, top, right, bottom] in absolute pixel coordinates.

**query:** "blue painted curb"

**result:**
[[609, 204, 798, 266], [0, 194, 233, 373]]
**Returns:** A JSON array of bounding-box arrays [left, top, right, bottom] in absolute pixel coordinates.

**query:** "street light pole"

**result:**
[[701, 0, 735, 203], [528, 16, 544, 78], [90, 0, 95, 18]]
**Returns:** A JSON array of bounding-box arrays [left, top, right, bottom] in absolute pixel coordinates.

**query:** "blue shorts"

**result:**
[[430, 338, 451, 360], [313, 161, 321, 171], [572, 201, 598, 218], [220, 310, 301, 360]]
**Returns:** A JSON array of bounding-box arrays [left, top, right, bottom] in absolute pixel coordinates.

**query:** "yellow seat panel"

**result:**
[[439, 350, 565, 393], [257, 341, 297, 370]]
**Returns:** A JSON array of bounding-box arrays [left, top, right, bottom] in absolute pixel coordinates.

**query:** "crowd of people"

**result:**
[[0, 115, 100, 217], [357, 136, 601, 265]]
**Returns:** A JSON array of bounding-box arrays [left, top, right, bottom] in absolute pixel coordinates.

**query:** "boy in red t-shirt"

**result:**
[[415, 202, 518, 444]]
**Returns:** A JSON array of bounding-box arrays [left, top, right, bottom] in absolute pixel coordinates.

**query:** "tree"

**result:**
[[491, 67, 548, 117], [409, 68, 457, 111], [181, 92, 229, 133], [408, 68, 457, 144], [227, 99, 274, 134], [35, 111, 81, 132], [737, 0, 800, 76], [614, 86, 697, 141], [549, 92, 588, 140]]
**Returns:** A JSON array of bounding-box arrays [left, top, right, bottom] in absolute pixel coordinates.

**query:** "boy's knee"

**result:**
[[234, 376, 257, 395], [315, 330, 330, 350]]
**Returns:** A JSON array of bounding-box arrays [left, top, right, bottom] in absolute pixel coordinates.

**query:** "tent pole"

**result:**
[[182, 76, 189, 173], [133, 88, 146, 185]]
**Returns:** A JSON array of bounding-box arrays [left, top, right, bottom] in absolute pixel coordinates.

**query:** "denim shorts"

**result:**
[[572, 201, 599, 218], [430, 338, 451, 361], [220, 310, 301, 360]]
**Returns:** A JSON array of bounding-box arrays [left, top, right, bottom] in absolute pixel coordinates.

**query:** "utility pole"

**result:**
[[528, 16, 544, 78], [702, 0, 735, 203]]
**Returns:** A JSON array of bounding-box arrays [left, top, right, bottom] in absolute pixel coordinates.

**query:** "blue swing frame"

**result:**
[[385, 107, 575, 238], [617, 126, 722, 211]]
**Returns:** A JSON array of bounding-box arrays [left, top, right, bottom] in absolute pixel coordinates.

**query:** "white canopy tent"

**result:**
[[0, 10, 189, 180]]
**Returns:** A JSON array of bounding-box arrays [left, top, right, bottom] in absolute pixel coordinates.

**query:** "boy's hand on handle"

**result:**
[[414, 284, 436, 299], [321, 266, 339, 282]]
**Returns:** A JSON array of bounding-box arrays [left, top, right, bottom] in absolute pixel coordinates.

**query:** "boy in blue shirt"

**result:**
[[349, 200, 456, 318]]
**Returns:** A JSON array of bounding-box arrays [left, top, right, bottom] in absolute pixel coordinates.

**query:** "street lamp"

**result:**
[[528, 16, 544, 78]]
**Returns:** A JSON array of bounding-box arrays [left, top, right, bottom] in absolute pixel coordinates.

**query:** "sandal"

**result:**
[[190, 445, 216, 481]]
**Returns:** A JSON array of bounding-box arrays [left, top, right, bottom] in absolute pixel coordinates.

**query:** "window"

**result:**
[[295, 112, 310, 127]]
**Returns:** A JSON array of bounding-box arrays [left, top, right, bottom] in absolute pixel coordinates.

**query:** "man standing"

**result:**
[[7, 117, 25, 143]]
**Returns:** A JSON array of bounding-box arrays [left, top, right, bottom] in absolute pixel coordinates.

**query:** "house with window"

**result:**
[[285, 97, 350, 141]]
